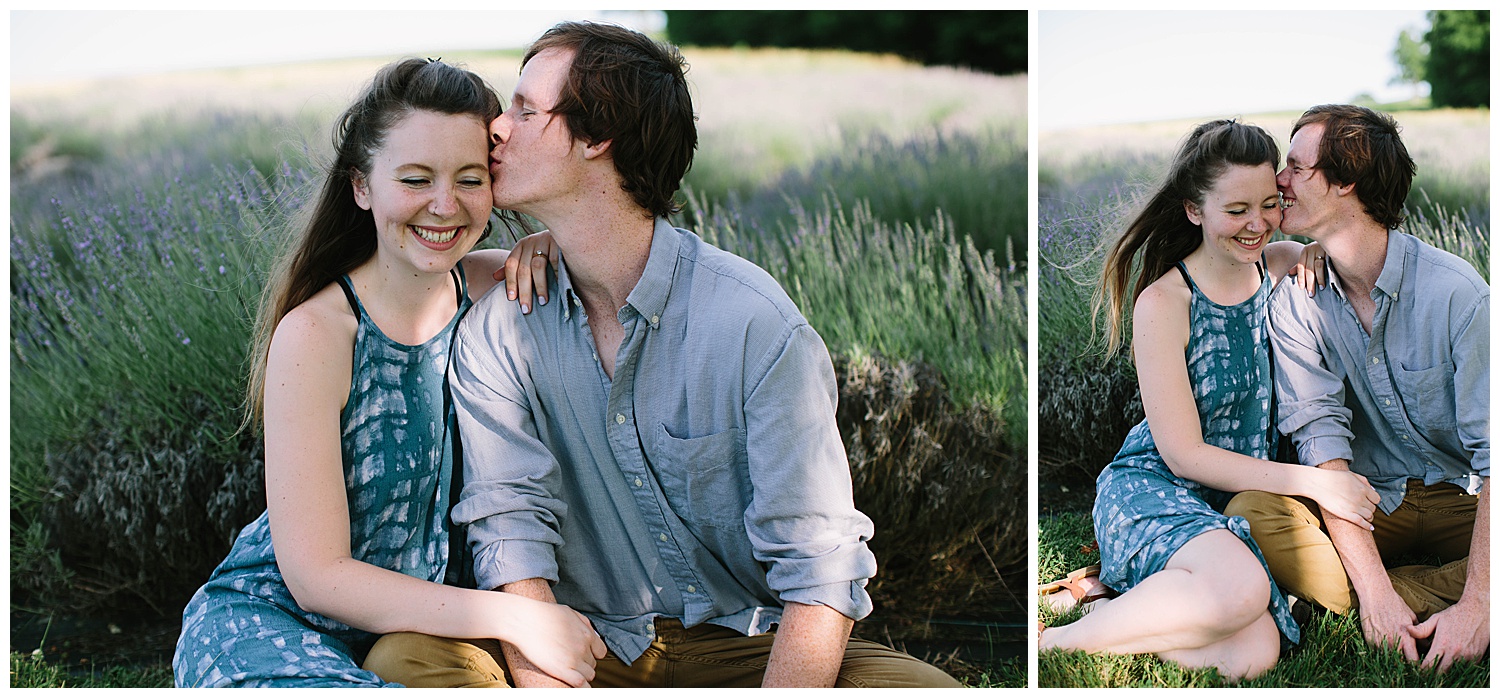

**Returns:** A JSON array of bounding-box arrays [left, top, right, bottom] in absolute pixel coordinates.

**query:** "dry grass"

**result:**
[[1041, 108, 1489, 176]]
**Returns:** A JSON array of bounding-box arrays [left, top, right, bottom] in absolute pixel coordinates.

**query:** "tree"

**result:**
[[1390, 27, 1427, 92], [1425, 10, 1488, 108], [664, 10, 1026, 76]]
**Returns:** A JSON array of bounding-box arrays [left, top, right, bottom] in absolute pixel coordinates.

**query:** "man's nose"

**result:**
[[1274, 167, 1290, 188], [490, 114, 510, 146]]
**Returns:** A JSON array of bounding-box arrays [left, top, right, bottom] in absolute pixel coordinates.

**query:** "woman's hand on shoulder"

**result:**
[[463, 231, 558, 313], [1266, 239, 1326, 296]]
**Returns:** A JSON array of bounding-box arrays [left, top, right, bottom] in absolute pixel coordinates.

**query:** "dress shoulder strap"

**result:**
[[1174, 261, 1197, 291], [450, 265, 467, 305], [335, 274, 360, 315]]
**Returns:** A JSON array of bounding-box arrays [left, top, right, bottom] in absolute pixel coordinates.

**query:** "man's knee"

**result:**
[[362, 632, 509, 688], [835, 638, 963, 688], [1225, 490, 1306, 526]]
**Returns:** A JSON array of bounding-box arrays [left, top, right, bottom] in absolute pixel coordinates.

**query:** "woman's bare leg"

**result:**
[[1158, 608, 1279, 680], [1040, 529, 1279, 678]]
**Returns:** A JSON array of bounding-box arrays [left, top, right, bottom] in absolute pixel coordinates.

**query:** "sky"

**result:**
[[1039, 10, 1431, 130], [9, 10, 666, 85], [2, 9, 1459, 128]]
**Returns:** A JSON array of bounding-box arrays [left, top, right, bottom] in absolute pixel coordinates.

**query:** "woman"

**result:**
[[1037, 120, 1380, 680], [173, 58, 601, 687]]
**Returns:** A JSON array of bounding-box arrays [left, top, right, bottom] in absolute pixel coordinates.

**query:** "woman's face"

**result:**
[[1185, 163, 1282, 266], [352, 110, 493, 276]]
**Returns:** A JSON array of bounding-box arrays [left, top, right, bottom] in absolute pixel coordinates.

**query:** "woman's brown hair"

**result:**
[[244, 58, 502, 429], [1093, 119, 1280, 358]]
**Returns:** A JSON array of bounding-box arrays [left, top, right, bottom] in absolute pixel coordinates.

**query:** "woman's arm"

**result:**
[[261, 295, 604, 685], [1130, 278, 1378, 526]]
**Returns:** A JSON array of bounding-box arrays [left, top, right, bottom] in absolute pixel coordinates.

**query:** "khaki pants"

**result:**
[[362, 617, 961, 688], [1224, 480, 1475, 620]]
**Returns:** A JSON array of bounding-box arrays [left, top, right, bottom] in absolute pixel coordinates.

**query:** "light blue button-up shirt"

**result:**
[[449, 219, 876, 663], [1270, 231, 1489, 514]]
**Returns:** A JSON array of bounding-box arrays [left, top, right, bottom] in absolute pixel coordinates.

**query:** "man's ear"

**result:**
[[351, 170, 372, 211], [582, 139, 613, 161], [1184, 200, 1202, 226], [1334, 180, 1357, 198]]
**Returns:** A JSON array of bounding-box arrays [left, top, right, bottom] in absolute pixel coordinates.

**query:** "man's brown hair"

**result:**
[[525, 21, 697, 219], [1292, 104, 1416, 230]]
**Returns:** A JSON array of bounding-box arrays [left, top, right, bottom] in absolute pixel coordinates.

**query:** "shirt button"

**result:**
[[1372, 357, 1380, 364], [1384, 399, 1391, 406], [616, 413, 626, 425], [651, 314, 660, 324], [634, 477, 643, 487], [659, 533, 668, 542], [687, 585, 696, 593]]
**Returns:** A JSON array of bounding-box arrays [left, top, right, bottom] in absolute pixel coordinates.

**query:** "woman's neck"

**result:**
[[1180, 245, 1261, 306], [345, 255, 460, 345]]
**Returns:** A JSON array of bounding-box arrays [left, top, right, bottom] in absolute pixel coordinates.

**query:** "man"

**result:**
[[1225, 104, 1489, 673], [363, 22, 958, 688]]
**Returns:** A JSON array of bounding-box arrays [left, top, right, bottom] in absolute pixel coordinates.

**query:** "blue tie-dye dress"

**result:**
[[173, 270, 471, 687], [1092, 262, 1299, 646]]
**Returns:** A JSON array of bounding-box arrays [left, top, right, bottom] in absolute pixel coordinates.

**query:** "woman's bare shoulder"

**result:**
[[271, 284, 359, 362], [1135, 268, 1191, 321]]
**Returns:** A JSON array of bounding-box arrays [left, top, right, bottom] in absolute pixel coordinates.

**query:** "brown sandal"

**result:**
[[1038, 564, 1115, 612]]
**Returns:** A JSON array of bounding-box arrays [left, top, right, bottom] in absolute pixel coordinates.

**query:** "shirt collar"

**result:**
[[1323, 230, 1407, 303], [558, 217, 680, 326], [623, 218, 680, 328], [557, 255, 581, 321], [1372, 230, 1408, 302]]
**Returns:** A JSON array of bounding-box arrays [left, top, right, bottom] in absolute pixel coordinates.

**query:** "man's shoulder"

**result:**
[[673, 228, 807, 328], [1400, 232, 1489, 302]]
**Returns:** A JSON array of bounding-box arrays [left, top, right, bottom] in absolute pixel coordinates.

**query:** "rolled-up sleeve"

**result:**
[[1452, 293, 1489, 479], [449, 310, 568, 591], [742, 322, 876, 621], [1270, 286, 1355, 466]]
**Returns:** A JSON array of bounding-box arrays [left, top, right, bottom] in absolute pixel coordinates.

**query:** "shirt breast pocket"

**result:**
[[650, 424, 750, 530], [1395, 361, 1458, 432]]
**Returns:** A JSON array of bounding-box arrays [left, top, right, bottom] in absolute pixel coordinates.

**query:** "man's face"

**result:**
[[1276, 122, 1339, 240], [489, 47, 579, 216]]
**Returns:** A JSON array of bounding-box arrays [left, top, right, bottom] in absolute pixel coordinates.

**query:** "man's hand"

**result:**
[[1357, 587, 1420, 662], [1413, 479, 1489, 672], [1411, 596, 1489, 673]]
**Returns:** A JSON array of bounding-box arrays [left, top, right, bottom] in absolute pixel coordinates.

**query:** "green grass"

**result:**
[[9, 652, 172, 689], [6, 654, 1023, 689], [1037, 512, 1490, 688]]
